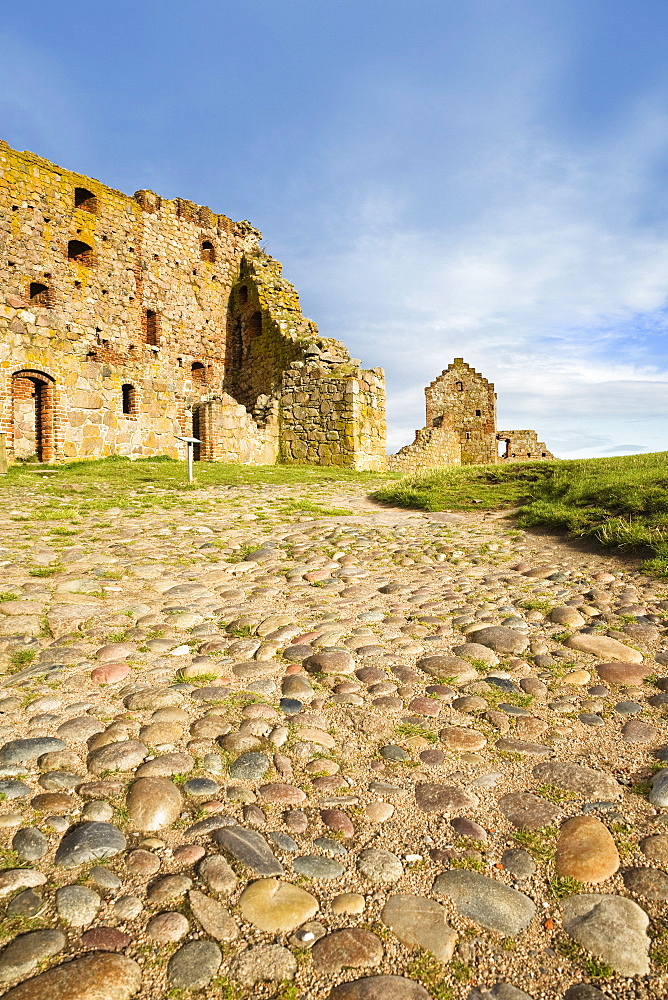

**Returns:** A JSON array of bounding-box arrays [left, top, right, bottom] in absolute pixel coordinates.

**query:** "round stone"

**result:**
[[501, 848, 535, 879], [292, 856, 345, 880], [312, 929, 383, 973], [229, 752, 269, 782], [328, 975, 432, 999], [239, 878, 319, 932], [55, 885, 101, 926], [622, 866, 668, 900], [55, 822, 126, 868], [357, 848, 403, 884], [555, 816, 620, 883], [80, 927, 131, 952], [640, 835, 668, 864], [415, 783, 479, 814], [230, 944, 297, 987], [439, 726, 486, 751], [0, 929, 66, 983], [331, 892, 365, 914], [183, 777, 219, 797], [126, 777, 182, 831], [146, 911, 190, 942], [12, 827, 48, 861], [167, 940, 222, 990], [0, 952, 141, 1000]]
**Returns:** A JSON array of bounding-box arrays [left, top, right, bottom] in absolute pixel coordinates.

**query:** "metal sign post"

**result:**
[[174, 435, 200, 484]]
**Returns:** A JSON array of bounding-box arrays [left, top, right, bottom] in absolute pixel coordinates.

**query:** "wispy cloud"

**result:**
[[284, 79, 668, 458]]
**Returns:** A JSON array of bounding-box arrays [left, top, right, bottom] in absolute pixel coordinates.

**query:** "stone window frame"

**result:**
[[144, 309, 160, 346], [121, 384, 138, 418], [201, 240, 216, 264], [191, 361, 208, 385]]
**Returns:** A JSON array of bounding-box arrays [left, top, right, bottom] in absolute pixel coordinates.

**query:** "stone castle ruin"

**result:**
[[0, 142, 555, 475], [387, 358, 554, 474], [0, 141, 386, 469]]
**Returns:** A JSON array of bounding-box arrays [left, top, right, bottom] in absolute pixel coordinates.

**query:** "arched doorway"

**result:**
[[11, 370, 56, 462]]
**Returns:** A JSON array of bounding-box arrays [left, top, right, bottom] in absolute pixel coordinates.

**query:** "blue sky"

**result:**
[[2, 0, 668, 457]]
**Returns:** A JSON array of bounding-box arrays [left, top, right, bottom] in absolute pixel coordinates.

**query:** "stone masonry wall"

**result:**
[[497, 430, 555, 462], [280, 350, 386, 471], [426, 358, 498, 466], [389, 357, 555, 473], [194, 393, 279, 465], [386, 423, 460, 474], [0, 140, 386, 469]]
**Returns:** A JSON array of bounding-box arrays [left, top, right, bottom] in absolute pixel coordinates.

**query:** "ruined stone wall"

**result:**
[[497, 430, 555, 462], [426, 358, 498, 465], [194, 393, 279, 465], [280, 352, 386, 470], [388, 357, 555, 472], [0, 140, 386, 468], [386, 423, 460, 474]]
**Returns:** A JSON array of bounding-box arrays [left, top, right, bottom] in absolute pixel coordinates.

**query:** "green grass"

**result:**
[[371, 451, 668, 574], [3, 454, 392, 492], [9, 649, 37, 672]]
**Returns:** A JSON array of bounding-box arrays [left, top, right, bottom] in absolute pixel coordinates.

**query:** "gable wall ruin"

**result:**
[[388, 357, 555, 473]]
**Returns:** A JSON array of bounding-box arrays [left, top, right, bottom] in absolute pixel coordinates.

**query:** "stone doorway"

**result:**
[[11, 370, 56, 462]]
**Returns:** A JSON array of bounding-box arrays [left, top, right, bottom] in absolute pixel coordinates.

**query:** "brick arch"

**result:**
[[10, 370, 57, 463]]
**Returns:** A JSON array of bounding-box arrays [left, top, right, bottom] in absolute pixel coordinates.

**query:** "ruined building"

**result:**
[[388, 358, 554, 473], [0, 141, 386, 469]]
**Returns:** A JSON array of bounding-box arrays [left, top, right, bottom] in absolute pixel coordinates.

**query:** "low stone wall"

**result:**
[[497, 430, 555, 462], [386, 423, 460, 474], [194, 393, 278, 464]]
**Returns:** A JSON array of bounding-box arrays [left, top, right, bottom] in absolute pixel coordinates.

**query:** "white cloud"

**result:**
[[284, 87, 668, 459]]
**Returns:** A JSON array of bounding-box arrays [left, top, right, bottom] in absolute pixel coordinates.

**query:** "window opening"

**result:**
[[231, 317, 243, 369], [455, 381, 464, 391], [29, 282, 50, 307], [67, 240, 93, 265], [74, 187, 98, 213], [122, 384, 136, 416], [201, 241, 215, 263], [248, 311, 262, 341], [145, 309, 158, 346], [191, 362, 207, 384], [475, 409, 481, 416]]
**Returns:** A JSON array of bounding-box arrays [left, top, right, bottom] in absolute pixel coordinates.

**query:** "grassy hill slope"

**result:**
[[371, 452, 668, 576]]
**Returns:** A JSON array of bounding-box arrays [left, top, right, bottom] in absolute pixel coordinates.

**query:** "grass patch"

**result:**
[[512, 826, 557, 863], [548, 874, 584, 898], [0, 593, 18, 603], [406, 951, 455, 999], [29, 564, 61, 577], [536, 783, 577, 804], [278, 499, 352, 517], [371, 451, 668, 574], [394, 723, 438, 743], [9, 649, 37, 672]]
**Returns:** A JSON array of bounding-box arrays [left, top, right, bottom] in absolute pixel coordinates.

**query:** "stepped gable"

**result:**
[[0, 140, 385, 470], [388, 357, 555, 472]]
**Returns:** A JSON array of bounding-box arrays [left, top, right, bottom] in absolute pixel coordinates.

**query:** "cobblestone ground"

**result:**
[[0, 478, 667, 1000]]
